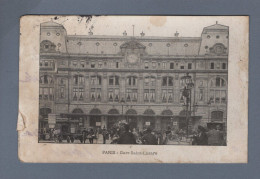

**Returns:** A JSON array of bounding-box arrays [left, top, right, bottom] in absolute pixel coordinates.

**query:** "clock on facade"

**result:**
[[126, 53, 139, 64]]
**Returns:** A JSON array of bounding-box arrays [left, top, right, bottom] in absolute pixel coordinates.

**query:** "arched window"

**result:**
[[144, 76, 156, 103], [126, 76, 138, 102], [209, 77, 227, 104], [72, 108, 84, 114], [211, 111, 224, 121], [162, 76, 174, 103]]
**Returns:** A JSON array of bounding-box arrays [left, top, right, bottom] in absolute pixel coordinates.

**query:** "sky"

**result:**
[[48, 16, 232, 38]]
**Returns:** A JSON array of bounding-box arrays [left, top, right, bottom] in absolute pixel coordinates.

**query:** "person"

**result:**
[[66, 135, 71, 143], [117, 124, 136, 144], [193, 125, 208, 145], [206, 125, 224, 146], [82, 128, 88, 144], [102, 127, 108, 144], [141, 127, 158, 145], [88, 128, 95, 144]]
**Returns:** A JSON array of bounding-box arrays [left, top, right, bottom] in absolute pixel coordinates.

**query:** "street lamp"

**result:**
[[120, 97, 125, 122], [181, 73, 194, 138]]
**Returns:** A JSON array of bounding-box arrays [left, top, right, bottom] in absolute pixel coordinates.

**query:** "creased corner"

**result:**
[[17, 110, 26, 131]]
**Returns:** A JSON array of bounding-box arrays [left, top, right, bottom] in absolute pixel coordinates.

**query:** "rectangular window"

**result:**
[[97, 76, 102, 85], [222, 63, 226, 69], [114, 89, 119, 101], [91, 77, 96, 85], [96, 88, 101, 101], [44, 61, 48, 66], [162, 62, 166, 69], [44, 88, 49, 100], [150, 89, 155, 102], [79, 76, 84, 85], [144, 89, 149, 102], [40, 62, 43, 66], [109, 77, 114, 85], [162, 78, 167, 86], [80, 61, 85, 68], [98, 62, 102, 68], [221, 90, 226, 103], [162, 89, 167, 102], [116, 62, 119, 68], [108, 89, 113, 101], [132, 89, 138, 102], [73, 61, 77, 67], [215, 90, 220, 103], [144, 62, 149, 69], [170, 63, 174, 69], [49, 88, 53, 100], [209, 90, 214, 102], [39, 88, 43, 99], [152, 62, 156, 69], [188, 63, 192, 69], [168, 78, 173, 86], [210, 62, 214, 69], [144, 77, 149, 86], [73, 88, 78, 100], [91, 62, 95, 68], [115, 76, 119, 85], [216, 62, 220, 69], [91, 88, 95, 101], [126, 89, 132, 101], [151, 77, 156, 86], [180, 65, 184, 69], [168, 89, 173, 102], [79, 88, 84, 101]]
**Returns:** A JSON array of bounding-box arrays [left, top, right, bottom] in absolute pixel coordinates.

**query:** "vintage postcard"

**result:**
[[18, 16, 248, 163]]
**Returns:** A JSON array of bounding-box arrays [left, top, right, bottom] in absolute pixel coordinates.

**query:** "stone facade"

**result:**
[[39, 21, 228, 134]]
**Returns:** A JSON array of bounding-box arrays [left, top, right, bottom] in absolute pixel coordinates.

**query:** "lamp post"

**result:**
[[207, 100, 212, 122], [181, 73, 194, 138], [120, 98, 125, 122]]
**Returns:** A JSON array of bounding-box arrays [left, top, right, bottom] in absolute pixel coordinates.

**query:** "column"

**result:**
[[84, 116, 90, 128], [137, 116, 143, 131], [101, 116, 108, 129], [155, 117, 161, 131]]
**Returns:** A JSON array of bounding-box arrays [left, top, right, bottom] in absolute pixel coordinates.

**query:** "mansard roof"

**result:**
[[120, 40, 146, 49]]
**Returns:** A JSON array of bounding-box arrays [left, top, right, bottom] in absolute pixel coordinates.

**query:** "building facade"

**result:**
[[39, 21, 228, 135]]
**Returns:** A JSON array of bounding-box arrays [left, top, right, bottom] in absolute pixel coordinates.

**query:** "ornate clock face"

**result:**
[[127, 54, 138, 64]]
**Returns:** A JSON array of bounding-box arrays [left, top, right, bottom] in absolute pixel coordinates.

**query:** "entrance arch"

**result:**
[[126, 109, 138, 131], [107, 108, 120, 129], [161, 110, 173, 130], [143, 109, 156, 129], [89, 108, 102, 128]]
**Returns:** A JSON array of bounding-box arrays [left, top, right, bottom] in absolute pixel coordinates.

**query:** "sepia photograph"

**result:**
[[38, 18, 228, 146], [18, 16, 248, 163]]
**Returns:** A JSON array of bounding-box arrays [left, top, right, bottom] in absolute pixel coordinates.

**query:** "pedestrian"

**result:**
[[82, 128, 87, 144], [193, 125, 208, 145], [88, 128, 95, 144], [206, 125, 224, 146], [102, 126, 108, 144], [66, 135, 71, 143], [117, 124, 136, 144], [141, 127, 158, 145]]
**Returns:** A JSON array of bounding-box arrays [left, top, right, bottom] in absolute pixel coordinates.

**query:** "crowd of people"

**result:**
[[192, 125, 226, 146], [39, 122, 226, 146]]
